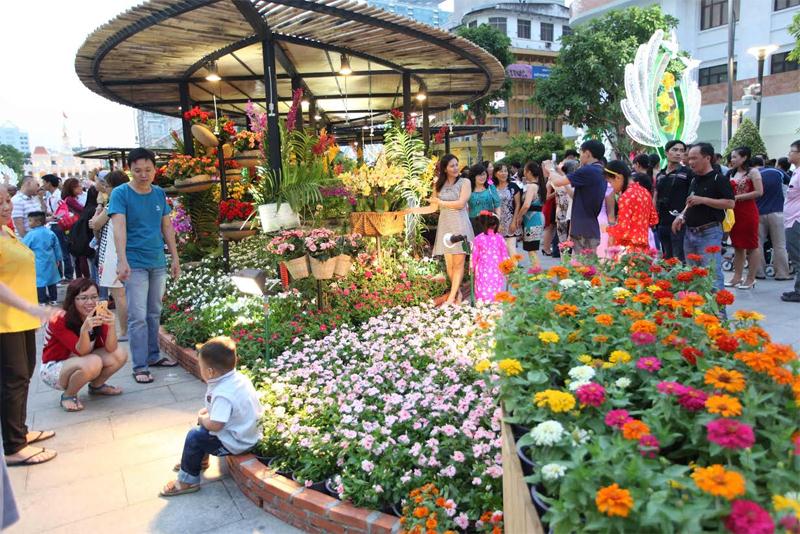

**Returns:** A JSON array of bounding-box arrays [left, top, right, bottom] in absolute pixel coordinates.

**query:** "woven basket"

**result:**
[[191, 124, 218, 147], [284, 256, 309, 280], [174, 174, 215, 193], [219, 221, 258, 241], [235, 150, 261, 168], [349, 211, 405, 237], [333, 254, 352, 277], [309, 257, 337, 280]]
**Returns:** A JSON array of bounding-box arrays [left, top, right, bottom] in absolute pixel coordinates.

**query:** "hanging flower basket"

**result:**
[[163, 186, 180, 197], [174, 174, 216, 193], [219, 220, 258, 241], [333, 254, 352, 278], [349, 211, 405, 237], [225, 168, 243, 182], [309, 257, 337, 280], [235, 149, 261, 168], [284, 256, 309, 280]]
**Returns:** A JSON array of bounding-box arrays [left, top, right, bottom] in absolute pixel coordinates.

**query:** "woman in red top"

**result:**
[[605, 160, 658, 254], [41, 278, 127, 411], [726, 146, 763, 290]]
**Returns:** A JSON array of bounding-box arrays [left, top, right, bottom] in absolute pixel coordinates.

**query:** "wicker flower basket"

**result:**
[[219, 220, 258, 241], [284, 256, 309, 280], [333, 254, 352, 278], [235, 150, 261, 168], [191, 124, 218, 147], [174, 174, 215, 193], [225, 168, 242, 182], [309, 257, 337, 280], [349, 211, 405, 237]]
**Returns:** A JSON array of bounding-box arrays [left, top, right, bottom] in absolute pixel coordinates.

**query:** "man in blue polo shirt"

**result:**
[[544, 139, 607, 253], [108, 148, 180, 384], [753, 156, 791, 280]]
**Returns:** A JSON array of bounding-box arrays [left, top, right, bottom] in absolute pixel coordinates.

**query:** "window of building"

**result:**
[[562, 26, 573, 37], [518, 19, 531, 39], [540, 22, 554, 42], [698, 62, 736, 86], [700, 0, 740, 30], [468, 20, 477, 28], [775, 0, 800, 10], [488, 17, 507, 35], [771, 51, 799, 74]]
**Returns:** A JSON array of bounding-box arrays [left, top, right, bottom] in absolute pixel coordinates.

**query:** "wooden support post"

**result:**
[[179, 81, 194, 156], [422, 96, 430, 153], [402, 72, 411, 126], [262, 35, 282, 187]]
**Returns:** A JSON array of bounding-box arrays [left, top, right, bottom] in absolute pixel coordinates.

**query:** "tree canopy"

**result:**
[[724, 118, 768, 159], [789, 12, 800, 62], [533, 6, 680, 157], [501, 132, 571, 166], [0, 144, 26, 179]]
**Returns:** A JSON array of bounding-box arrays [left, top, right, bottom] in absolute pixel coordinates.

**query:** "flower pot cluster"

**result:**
[[490, 250, 800, 533], [163, 154, 218, 193], [266, 228, 363, 280]]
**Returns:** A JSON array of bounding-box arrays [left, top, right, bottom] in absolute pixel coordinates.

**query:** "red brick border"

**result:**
[[158, 329, 402, 534]]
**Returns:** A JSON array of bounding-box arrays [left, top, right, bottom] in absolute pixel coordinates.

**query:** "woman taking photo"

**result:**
[[40, 278, 127, 412], [725, 146, 763, 289], [494, 163, 521, 257], [516, 161, 547, 268], [467, 164, 499, 234], [605, 160, 658, 254], [408, 154, 473, 305]]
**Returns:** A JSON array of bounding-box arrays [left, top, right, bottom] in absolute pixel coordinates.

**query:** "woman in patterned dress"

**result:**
[[471, 211, 509, 302], [725, 147, 763, 289], [605, 160, 658, 254], [516, 161, 547, 268], [494, 163, 521, 257]]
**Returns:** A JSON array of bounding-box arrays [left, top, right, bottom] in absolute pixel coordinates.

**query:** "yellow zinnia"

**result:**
[[773, 494, 800, 519], [498, 358, 523, 376], [474, 359, 491, 373], [533, 389, 576, 413], [609, 350, 632, 365], [539, 331, 560, 344]]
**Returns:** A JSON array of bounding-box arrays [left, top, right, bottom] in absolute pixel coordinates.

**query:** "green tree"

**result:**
[[533, 6, 680, 158], [789, 12, 800, 62], [724, 118, 768, 158], [456, 24, 514, 162], [502, 132, 571, 165], [0, 144, 25, 178]]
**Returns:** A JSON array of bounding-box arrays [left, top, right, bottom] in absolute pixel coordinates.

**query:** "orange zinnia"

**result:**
[[768, 365, 794, 385], [704, 366, 746, 393], [630, 319, 657, 334], [705, 394, 742, 417], [494, 291, 516, 304], [595, 483, 634, 517], [498, 258, 517, 275], [595, 314, 613, 326], [621, 309, 646, 320], [734, 351, 776, 373], [593, 335, 609, 343], [413, 506, 429, 518], [691, 465, 745, 500], [555, 304, 579, 317], [548, 265, 569, 279], [425, 516, 438, 529], [621, 420, 650, 440], [632, 293, 653, 305], [695, 314, 720, 328], [545, 290, 562, 301], [764, 343, 797, 365]]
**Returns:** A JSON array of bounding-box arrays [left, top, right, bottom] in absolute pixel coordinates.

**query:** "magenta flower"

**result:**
[[638, 434, 660, 458], [724, 500, 774, 534], [527, 266, 543, 274], [604, 409, 632, 429], [636, 357, 662, 372], [657, 381, 688, 396], [576, 382, 606, 407], [631, 332, 657, 346], [707, 419, 755, 450], [677, 387, 708, 411]]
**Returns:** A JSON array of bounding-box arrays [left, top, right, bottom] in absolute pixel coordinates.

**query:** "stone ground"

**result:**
[[6, 255, 798, 533]]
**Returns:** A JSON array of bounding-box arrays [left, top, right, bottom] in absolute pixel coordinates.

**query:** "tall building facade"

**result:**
[[446, 1, 571, 162], [366, 0, 449, 28], [0, 121, 30, 153], [136, 110, 182, 148], [24, 146, 102, 179], [571, 0, 800, 157]]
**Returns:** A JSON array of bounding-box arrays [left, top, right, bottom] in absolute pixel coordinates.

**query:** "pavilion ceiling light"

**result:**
[[205, 60, 221, 82], [301, 99, 310, 112], [313, 113, 322, 121], [339, 54, 352, 76], [416, 91, 427, 102]]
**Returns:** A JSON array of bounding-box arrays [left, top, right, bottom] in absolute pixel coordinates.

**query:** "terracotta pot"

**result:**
[[333, 254, 352, 278], [235, 149, 261, 168], [191, 124, 218, 147], [174, 174, 215, 193], [349, 211, 405, 237], [284, 256, 309, 280], [219, 220, 258, 241], [309, 257, 337, 280]]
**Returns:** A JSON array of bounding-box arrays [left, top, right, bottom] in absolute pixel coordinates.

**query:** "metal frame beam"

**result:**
[[178, 81, 194, 156]]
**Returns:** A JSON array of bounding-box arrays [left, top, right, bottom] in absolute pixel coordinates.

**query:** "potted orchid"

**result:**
[[304, 228, 339, 279]]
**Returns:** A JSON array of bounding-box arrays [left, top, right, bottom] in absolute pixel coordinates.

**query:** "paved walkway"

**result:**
[[7, 335, 301, 534]]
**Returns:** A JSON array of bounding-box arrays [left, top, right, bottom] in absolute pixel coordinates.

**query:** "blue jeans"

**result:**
[[178, 426, 230, 485], [684, 224, 724, 291], [658, 224, 686, 262], [125, 267, 167, 371], [50, 225, 73, 279]]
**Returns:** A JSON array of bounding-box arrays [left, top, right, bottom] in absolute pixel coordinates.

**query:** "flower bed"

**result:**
[[492, 251, 800, 533]]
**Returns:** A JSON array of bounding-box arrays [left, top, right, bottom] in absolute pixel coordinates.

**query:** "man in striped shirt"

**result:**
[[11, 176, 46, 237]]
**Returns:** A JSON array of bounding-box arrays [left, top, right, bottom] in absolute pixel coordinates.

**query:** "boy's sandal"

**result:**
[[88, 383, 123, 396], [60, 394, 84, 412], [173, 459, 210, 472], [150, 357, 178, 367], [133, 370, 154, 384], [6, 447, 57, 466], [160, 480, 200, 497], [27, 430, 56, 444]]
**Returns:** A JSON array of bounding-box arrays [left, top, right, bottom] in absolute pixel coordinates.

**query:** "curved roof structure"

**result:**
[[75, 0, 506, 126]]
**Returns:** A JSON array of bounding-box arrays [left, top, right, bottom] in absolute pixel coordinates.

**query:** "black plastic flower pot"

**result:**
[[516, 440, 536, 477]]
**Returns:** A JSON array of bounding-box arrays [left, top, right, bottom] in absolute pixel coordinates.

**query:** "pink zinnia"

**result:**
[[527, 266, 542, 274], [724, 500, 774, 534], [604, 409, 632, 429], [636, 357, 662, 372], [576, 382, 606, 407], [677, 387, 708, 411], [707, 419, 755, 450], [657, 381, 688, 396], [631, 332, 657, 346], [638, 434, 660, 458]]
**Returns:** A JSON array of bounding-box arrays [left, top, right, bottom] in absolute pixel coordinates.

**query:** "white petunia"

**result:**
[[568, 365, 595, 382], [530, 420, 564, 446], [541, 463, 566, 481]]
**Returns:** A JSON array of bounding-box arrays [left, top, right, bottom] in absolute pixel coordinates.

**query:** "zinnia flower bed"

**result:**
[[252, 302, 504, 529], [492, 251, 800, 533]]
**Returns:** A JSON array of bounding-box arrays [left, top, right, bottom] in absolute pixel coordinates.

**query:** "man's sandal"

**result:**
[[151, 357, 178, 367], [60, 394, 84, 412], [88, 383, 123, 396], [172, 459, 210, 472], [26, 430, 56, 444], [160, 480, 200, 497], [6, 447, 57, 466], [133, 370, 154, 384]]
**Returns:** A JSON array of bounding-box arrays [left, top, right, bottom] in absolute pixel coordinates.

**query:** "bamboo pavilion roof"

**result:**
[[75, 0, 506, 126]]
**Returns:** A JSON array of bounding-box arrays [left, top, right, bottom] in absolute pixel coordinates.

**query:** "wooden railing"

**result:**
[[502, 409, 544, 534]]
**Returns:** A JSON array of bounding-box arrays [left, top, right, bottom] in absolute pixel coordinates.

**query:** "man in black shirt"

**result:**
[[672, 143, 735, 292], [655, 140, 690, 261]]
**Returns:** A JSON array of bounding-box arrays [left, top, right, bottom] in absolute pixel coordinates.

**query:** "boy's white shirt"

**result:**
[[205, 370, 263, 454]]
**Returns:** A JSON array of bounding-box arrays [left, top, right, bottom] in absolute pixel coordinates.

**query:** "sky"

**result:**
[[1, 1, 142, 152]]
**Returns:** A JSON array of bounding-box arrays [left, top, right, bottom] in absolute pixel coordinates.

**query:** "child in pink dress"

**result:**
[[471, 211, 509, 302]]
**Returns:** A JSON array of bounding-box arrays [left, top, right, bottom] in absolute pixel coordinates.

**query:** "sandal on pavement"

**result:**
[[173, 459, 210, 472], [60, 394, 84, 412], [6, 447, 57, 467], [160, 480, 200, 497], [89, 383, 123, 396], [133, 370, 154, 384], [150, 357, 178, 367], [26, 430, 56, 444]]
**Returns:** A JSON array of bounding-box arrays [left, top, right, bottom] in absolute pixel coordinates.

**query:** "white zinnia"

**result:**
[[558, 278, 576, 289], [568, 379, 590, 391], [541, 463, 566, 481], [531, 421, 564, 446], [615, 377, 631, 389], [568, 365, 595, 382]]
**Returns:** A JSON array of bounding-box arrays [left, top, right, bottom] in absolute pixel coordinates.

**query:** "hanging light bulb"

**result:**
[[339, 54, 352, 76], [415, 90, 427, 102], [313, 113, 322, 121], [205, 60, 221, 82], [301, 99, 310, 112]]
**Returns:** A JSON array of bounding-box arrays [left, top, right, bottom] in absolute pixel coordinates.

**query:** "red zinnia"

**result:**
[[716, 290, 735, 306], [576, 382, 606, 407], [681, 346, 703, 365], [724, 500, 774, 534], [686, 253, 703, 262], [705, 245, 722, 254], [638, 434, 660, 458], [706, 419, 755, 449], [716, 335, 740, 353]]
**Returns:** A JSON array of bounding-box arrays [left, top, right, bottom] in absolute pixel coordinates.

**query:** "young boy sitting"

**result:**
[[161, 336, 263, 497], [21, 211, 62, 304]]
